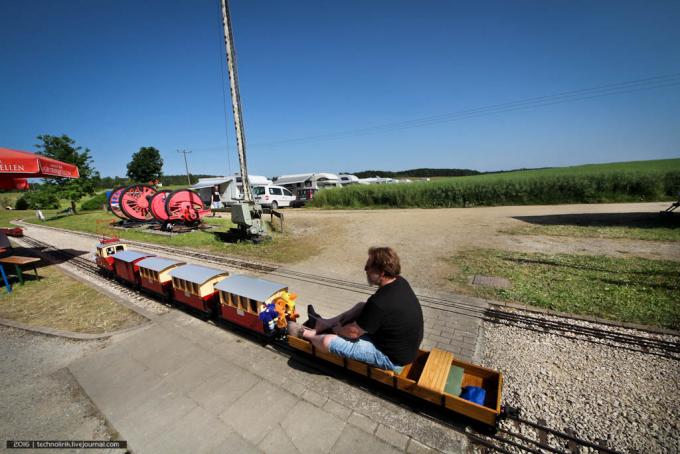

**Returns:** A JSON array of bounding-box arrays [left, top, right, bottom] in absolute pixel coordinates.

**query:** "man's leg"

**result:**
[[312, 302, 365, 333], [303, 332, 399, 372], [303, 332, 336, 353]]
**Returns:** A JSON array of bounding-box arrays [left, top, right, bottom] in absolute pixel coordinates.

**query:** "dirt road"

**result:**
[[281, 202, 680, 291]]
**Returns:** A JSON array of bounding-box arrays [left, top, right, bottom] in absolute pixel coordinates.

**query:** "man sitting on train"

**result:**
[[288, 246, 424, 373]]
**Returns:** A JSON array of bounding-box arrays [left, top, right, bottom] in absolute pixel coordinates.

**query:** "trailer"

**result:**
[[272, 173, 341, 204]]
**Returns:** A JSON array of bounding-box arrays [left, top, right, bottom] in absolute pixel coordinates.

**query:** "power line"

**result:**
[[193, 71, 680, 153], [249, 73, 680, 148]]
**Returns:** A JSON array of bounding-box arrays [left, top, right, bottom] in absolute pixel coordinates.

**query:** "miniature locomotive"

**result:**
[[95, 240, 505, 427]]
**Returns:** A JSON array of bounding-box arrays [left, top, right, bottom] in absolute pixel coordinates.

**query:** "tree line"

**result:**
[[351, 168, 481, 178]]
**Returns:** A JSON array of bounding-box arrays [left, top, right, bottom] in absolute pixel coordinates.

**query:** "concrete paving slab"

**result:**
[[142, 405, 239, 454], [258, 424, 301, 454], [154, 346, 223, 388], [187, 366, 261, 416], [330, 425, 402, 454], [407, 438, 437, 453], [115, 389, 197, 450], [137, 334, 201, 376], [347, 412, 378, 434], [376, 423, 410, 450], [322, 399, 353, 421], [219, 380, 299, 445], [280, 400, 346, 453]]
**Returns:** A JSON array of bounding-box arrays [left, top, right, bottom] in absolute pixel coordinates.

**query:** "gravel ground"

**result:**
[[480, 314, 680, 453], [0, 326, 126, 454]]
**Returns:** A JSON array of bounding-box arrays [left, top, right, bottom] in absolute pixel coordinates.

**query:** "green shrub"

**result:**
[[15, 190, 61, 210], [81, 192, 108, 211]]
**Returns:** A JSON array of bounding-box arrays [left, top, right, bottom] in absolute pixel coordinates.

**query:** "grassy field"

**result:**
[[14, 209, 319, 264], [504, 210, 680, 242], [449, 249, 680, 329], [313, 158, 680, 208], [0, 255, 146, 333], [505, 222, 680, 242]]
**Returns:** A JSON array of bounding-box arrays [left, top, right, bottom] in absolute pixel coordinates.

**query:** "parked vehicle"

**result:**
[[273, 173, 341, 205], [252, 185, 296, 209]]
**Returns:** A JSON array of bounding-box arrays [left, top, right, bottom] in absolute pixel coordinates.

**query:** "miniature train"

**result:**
[[95, 238, 505, 427]]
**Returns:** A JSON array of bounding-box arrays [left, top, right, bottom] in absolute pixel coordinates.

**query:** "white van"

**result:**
[[252, 185, 296, 209]]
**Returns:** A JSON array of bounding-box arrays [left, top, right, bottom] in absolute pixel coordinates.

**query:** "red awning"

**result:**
[[0, 147, 80, 179]]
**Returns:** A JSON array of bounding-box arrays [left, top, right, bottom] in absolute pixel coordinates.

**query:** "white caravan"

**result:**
[[191, 175, 272, 207], [273, 172, 342, 204]]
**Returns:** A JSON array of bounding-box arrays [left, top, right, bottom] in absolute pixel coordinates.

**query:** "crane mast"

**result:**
[[220, 0, 252, 203], [219, 0, 264, 238]]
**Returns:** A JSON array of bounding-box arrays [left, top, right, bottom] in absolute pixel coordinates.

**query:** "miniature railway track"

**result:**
[[14, 222, 680, 360], [18, 233, 630, 453], [17, 236, 166, 314]]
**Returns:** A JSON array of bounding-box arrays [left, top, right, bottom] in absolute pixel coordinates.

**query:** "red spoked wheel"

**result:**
[[150, 190, 172, 222], [108, 186, 127, 220], [165, 190, 210, 225], [120, 184, 157, 221]]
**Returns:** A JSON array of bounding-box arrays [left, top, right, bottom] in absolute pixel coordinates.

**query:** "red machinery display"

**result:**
[[108, 186, 127, 220], [165, 190, 211, 226], [107, 184, 210, 228], [150, 190, 172, 222], [120, 184, 157, 221]]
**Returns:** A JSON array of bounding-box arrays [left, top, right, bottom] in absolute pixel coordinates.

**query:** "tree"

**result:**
[[126, 147, 163, 183], [35, 134, 100, 214]]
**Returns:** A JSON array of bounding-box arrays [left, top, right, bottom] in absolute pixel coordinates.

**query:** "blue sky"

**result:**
[[2, 0, 679, 178]]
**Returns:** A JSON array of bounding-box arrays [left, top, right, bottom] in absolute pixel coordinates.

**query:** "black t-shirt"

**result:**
[[356, 276, 424, 366]]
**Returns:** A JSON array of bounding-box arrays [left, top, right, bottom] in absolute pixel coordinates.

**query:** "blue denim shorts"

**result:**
[[328, 334, 403, 373]]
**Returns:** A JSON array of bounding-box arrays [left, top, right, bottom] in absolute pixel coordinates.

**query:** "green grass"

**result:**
[[312, 158, 680, 208], [18, 210, 320, 264], [449, 249, 680, 329], [0, 256, 145, 333]]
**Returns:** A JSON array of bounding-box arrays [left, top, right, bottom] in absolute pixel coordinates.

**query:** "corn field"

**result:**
[[312, 161, 680, 208]]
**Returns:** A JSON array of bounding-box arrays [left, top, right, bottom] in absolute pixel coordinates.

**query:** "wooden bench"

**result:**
[[417, 348, 454, 394], [0, 256, 40, 285]]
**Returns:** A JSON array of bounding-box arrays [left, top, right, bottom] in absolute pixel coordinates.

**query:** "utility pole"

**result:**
[[177, 149, 192, 186]]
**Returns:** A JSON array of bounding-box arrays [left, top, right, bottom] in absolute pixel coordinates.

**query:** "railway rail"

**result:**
[[14, 222, 680, 360], [17, 234, 633, 453]]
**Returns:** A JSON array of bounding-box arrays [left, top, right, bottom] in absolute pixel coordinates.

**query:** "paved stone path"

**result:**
[[69, 310, 469, 453]]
